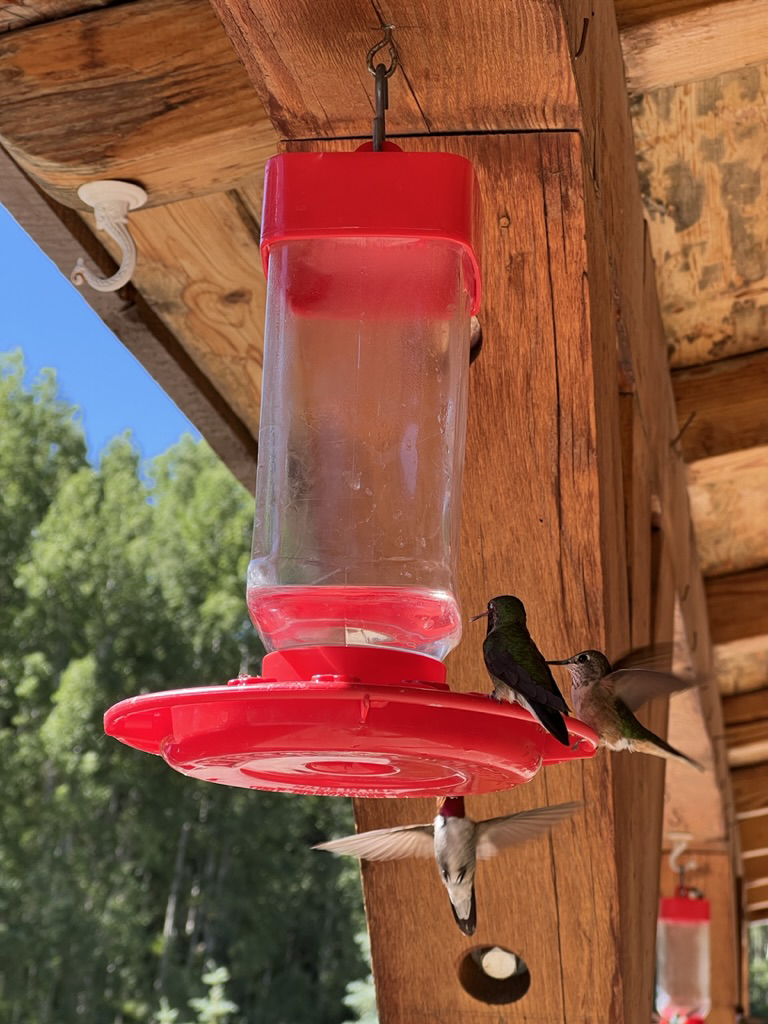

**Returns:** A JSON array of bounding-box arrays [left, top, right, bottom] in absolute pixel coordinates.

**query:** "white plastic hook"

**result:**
[[71, 180, 147, 292], [668, 830, 697, 876]]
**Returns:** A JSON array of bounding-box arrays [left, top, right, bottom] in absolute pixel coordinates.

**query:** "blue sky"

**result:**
[[0, 204, 200, 464]]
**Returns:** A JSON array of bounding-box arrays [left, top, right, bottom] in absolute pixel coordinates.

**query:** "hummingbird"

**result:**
[[546, 648, 704, 770], [313, 797, 581, 935], [472, 595, 570, 746]]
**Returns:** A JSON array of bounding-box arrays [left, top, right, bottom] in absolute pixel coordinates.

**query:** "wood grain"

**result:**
[[672, 348, 768, 459], [743, 850, 768, 884], [280, 129, 662, 1023], [207, 0, 581, 138], [0, 0, 276, 208], [732, 765, 768, 815], [687, 447, 768, 575], [0, 144, 258, 489], [706, 568, 768, 645], [740, 814, 768, 855], [0, 0, 118, 33], [621, 0, 768, 93], [615, 0, 722, 29], [87, 192, 266, 441], [631, 64, 768, 368]]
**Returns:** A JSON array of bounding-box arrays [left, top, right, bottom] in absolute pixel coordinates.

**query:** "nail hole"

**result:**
[[469, 316, 483, 365], [457, 946, 530, 1004]]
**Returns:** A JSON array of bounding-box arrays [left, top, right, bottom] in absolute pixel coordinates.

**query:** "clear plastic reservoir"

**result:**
[[656, 898, 711, 1022], [247, 234, 472, 660]]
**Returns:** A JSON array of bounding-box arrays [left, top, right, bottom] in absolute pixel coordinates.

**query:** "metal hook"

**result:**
[[366, 25, 398, 78], [71, 180, 147, 293]]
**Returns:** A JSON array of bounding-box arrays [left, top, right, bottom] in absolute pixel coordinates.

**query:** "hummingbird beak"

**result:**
[[470, 611, 489, 622], [546, 658, 573, 665]]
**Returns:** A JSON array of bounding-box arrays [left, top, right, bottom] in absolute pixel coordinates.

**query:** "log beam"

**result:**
[[733, 765, 768, 817], [620, 0, 768, 93], [0, 0, 277, 208]]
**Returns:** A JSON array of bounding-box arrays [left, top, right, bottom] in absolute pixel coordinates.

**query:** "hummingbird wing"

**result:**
[[475, 802, 582, 860], [313, 824, 435, 861], [483, 633, 568, 712], [611, 669, 699, 712], [612, 643, 674, 673]]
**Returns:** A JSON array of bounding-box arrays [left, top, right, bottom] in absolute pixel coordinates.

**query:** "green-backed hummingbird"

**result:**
[[547, 648, 704, 770], [313, 797, 581, 935], [472, 595, 570, 746]]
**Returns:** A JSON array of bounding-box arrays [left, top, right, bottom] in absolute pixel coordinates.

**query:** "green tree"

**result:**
[[0, 353, 365, 1024], [750, 923, 768, 1018]]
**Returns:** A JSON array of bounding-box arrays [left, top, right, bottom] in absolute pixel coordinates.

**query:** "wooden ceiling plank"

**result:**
[[729, 741, 768, 768], [672, 348, 768, 461], [740, 815, 768, 857], [743, 852, 768, 885], [706, 568, 768, 646], [0, 145, 258, 489], [724, 689, 768, 728], [732, 765, 768, 816], [687, 447, 768, 576], [621, 0, 768, 93], [0, 0, 277, 209]]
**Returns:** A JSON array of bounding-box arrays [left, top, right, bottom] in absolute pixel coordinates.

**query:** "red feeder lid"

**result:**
[[658, 897, 711, 923], [260, 149, 482, 315], [104, 647, 598, 798]]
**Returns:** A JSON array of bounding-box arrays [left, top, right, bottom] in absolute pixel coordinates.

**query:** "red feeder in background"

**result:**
[[105, 147, 598, 797], [656, 893, 711, 1022]]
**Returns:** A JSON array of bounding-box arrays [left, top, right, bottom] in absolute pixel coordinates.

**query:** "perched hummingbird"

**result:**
[[473, 595, 571, 746], [547, 648, 704, 770], [313, 797, 581, 936]]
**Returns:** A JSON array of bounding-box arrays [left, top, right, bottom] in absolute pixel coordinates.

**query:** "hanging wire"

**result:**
[[367, 25, 398, 151]]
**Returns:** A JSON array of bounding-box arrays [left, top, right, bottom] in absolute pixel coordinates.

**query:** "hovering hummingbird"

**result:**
[[547, 648, 704, 770], [472, 595, 571, 746], [313, 797, 581, 935]]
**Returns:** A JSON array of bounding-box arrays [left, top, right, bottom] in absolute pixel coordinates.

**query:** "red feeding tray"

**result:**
[[104, 647, 598, 798]]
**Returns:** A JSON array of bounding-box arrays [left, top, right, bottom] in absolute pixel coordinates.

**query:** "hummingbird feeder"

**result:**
[[656, 892, 711, 1022], [104, 32, 598, 798]]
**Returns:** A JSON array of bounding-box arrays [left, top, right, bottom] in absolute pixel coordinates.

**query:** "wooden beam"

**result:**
[[715, 636, 768, 696], [724, 690, 768, 753], [0, 0, 276, 208], [630, 64, 768, 370], [707, 568, 768, 646], [687, 447, 768, 576], [621, 0, 768, 93], [0, 145, 259, 489], [672, 349, 768, 461], [733, 765, 768, 816], [0, 0, 115, 33], [615, 0, 716, 30]]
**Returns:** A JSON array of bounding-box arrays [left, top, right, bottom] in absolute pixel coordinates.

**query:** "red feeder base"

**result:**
[[104, 647, 598, 798]]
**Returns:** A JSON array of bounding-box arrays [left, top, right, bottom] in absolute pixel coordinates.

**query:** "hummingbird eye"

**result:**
[[577, 653, 589, 664]]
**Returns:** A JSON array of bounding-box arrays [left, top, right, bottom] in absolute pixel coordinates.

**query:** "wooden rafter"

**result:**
[[0, 0, 276, 208]]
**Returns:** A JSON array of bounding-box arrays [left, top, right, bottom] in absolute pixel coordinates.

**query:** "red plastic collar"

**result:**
[[260, 150, 482, 314], [658, 897, 710, 922], [104, 647, 598, 799]]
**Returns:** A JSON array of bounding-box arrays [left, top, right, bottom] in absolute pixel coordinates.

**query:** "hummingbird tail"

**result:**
[[450, 885, 477, 936], [531, 702, 570, 747], [632, 731, 705, 771]]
